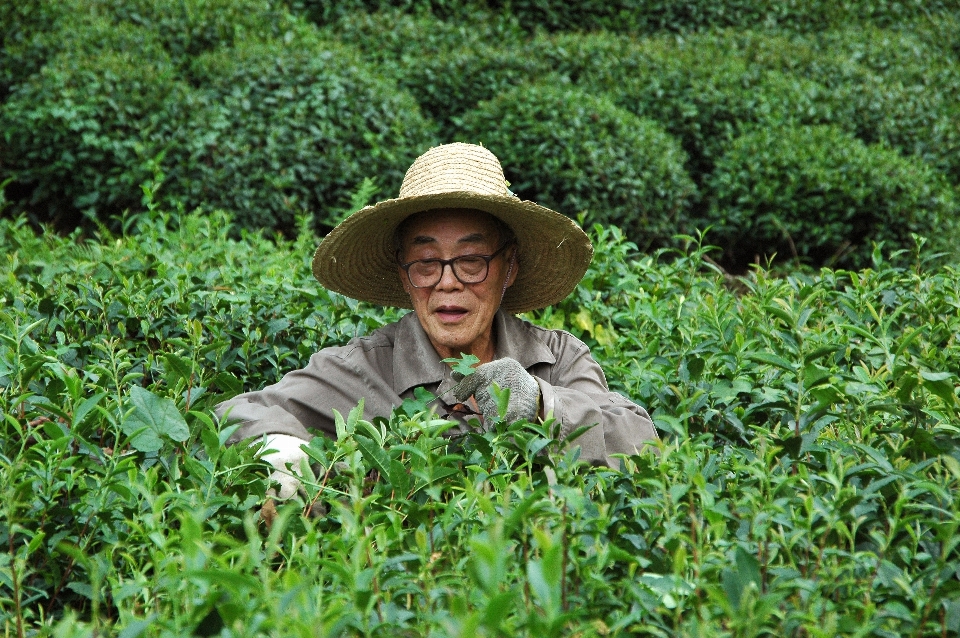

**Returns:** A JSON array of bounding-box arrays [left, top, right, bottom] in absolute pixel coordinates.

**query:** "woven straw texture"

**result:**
[[312, 143, 593, 313]]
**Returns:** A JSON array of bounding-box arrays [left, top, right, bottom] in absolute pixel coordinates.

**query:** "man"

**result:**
[[218, 143, 658, 498]]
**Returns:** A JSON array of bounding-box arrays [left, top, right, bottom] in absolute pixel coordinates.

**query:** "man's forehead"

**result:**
[[400, 208, 500, 244]]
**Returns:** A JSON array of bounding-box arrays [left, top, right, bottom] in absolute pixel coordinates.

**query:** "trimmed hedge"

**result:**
[[457, 84, 697, 250], [535, 33, 834, 180], [705, 125, 959, 269], [0, 0, 295, 95], [161, 35, 438, 234], [482, 0, 960, 34], [320, 7, 524, 70], [294, 0, 960, 33], [0, 35, 188, 227], [402, 45, 547, 138], [704, 27, 960, 184]]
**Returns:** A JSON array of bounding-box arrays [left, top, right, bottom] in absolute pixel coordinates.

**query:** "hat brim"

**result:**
[[312, 191, 594, 313]]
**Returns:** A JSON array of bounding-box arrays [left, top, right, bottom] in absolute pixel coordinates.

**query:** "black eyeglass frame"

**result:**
[[398, 242, 515, 289]]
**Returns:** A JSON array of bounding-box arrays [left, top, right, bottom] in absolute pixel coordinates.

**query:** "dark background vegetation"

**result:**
[[3, 1, 960, 636], [2, 0, 960, 269]]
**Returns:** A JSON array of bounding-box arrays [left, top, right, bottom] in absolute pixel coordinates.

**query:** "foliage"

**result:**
[[0, 0, 294, 90], [704, 125, 959, 269], [318, 6, 525, 69], [711, 26, 960, 185], [288, 0, 960, 34], [318, 9, 536, 137], [457, 83, 698, 250], [0, 40, 189, 228], [481, 0, 960, 34], [5, 1, 960, 268], [160, 34, 438, 234], [3, 211, 960, 635], [535, 32, 835, 180]]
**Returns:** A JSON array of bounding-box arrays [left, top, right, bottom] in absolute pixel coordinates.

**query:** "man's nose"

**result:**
[[434, 262, 463, 290]]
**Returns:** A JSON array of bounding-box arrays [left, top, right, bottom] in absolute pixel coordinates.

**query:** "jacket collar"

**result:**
[[392, 310, 557, 399]]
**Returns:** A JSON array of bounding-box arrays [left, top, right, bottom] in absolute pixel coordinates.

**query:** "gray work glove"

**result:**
[[450, 357, 541, 425], [257, 433, 310, 499]]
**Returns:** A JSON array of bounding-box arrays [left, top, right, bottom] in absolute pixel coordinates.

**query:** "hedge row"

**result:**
[[288, 0, 960, 34], [0, 4, 436, 233], [2, 2, 960, 267]]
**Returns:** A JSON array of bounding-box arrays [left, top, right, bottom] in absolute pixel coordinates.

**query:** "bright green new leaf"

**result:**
[[444, 353, 480, 377]]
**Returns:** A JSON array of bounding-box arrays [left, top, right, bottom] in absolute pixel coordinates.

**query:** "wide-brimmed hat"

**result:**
[[312, 143, 593, 313]]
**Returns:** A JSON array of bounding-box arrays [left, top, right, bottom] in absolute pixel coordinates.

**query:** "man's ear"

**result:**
[[398, 267, 411, 293], [505, 250, 519, 287]]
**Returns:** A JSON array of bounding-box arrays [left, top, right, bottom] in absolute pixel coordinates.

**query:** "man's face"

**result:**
[[398, 208, 516, 363]]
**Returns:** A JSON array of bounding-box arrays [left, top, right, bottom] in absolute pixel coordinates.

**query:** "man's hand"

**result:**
[[258, 433, 309, 499], [450, 357, 540, 426]]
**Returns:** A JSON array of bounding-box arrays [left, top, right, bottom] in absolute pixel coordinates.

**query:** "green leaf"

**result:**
[[163, 352, 194, 385], [120, 386, 190, 452], [71, 391, 107, 429], [389, 458, 410, 496], [920, 371, 958, 410], [443, 353, 480, 377], [746, 352, 795, 372], [355, 433, 390, 478], [491, 383, 511, 421]]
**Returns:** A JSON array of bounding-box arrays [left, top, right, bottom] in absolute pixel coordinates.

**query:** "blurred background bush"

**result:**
[[1, 0, 958, 268]]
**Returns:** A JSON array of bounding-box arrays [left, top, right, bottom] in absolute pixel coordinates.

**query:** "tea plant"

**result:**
[[1, 210, 959, 636]]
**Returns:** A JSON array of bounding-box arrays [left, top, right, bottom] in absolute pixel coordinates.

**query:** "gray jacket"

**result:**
[[217, 311, 658, 466]]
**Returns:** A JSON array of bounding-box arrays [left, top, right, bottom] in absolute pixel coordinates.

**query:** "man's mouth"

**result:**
[[434, 306, 468, 322]]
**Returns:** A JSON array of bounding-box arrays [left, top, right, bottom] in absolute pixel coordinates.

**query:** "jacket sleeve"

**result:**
[[215, 343, 401, 446], [532, 334, 659, 467]]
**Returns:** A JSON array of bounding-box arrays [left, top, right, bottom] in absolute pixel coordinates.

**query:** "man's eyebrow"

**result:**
[[409, 232, 489, 245]]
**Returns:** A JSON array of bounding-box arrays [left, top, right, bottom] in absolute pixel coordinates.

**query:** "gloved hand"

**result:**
[[258, 433, 310, 499], [450, 357, 540, 425]]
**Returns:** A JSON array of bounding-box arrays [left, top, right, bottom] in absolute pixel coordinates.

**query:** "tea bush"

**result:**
[[457, 84, 697, 250], [318, 9, 537, 136], [160, 35, 438, 234], [717, 26, 960, 184], [535, 32, 836, 180], [0, 0, 295, 96], [399, 44, 546, 138], [290, 0, 960, 33], [318, 6, 525, 70], [2, 210, 959, 634], [704, 125, 959, 269], [0, 41, 189, 228]]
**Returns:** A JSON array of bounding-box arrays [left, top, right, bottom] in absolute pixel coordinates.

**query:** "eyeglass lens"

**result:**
[[407, 255, 491, 287]]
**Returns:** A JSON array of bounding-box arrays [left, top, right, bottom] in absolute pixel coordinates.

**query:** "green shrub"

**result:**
[[705, 125, 958, 269], [3, 212, 960, 634], [161, 35, 438, 234], [535, 32, 834, 181], [484, 0, 960, 34], [287, 0, 487, 25], [402, 45, 548, 138], [321, 6, 524, 68], [0, 0, 295, 96], [321, 9, 538, 136], [0, 0, 67, 97], [89, 0, 298, 68], [0, 38, 188, 227], [707, 26, 960, 185], [457, 83, 697, 249]]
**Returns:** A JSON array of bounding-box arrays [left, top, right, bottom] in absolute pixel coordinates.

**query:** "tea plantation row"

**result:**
[[2, 211, 959, 635], [2, 1, 960, 269]]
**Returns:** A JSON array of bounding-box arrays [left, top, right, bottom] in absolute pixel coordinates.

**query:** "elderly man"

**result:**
[[217, 143, 658, 497]]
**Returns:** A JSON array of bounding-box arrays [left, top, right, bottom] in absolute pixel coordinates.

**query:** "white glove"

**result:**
[[258, 433, 309, 499], [451, 357, 541, 425]]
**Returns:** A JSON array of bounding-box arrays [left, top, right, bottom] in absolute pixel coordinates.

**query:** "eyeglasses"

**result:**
[[399, 243, 514, 289]]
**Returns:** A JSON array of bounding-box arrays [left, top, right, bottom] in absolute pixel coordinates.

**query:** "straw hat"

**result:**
[[312, 143, 593, 313]]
